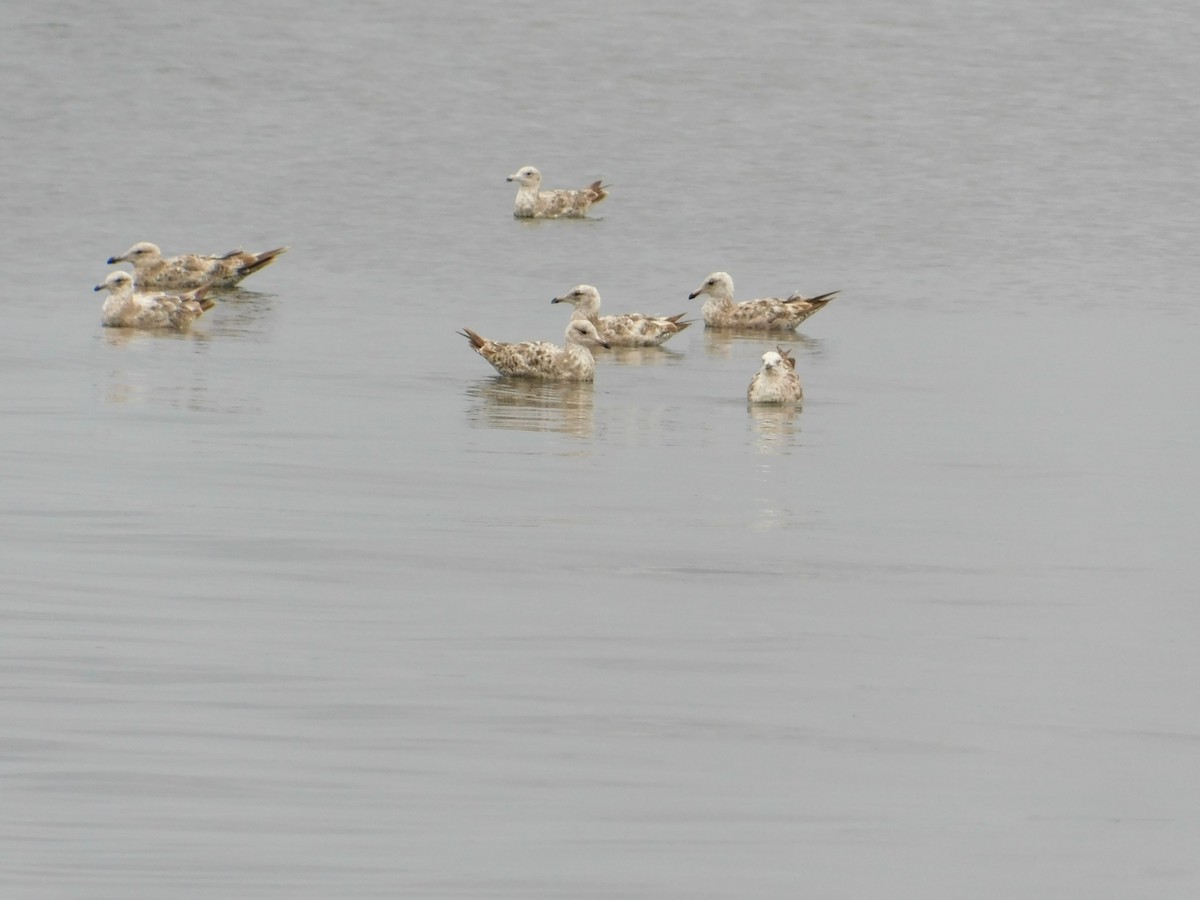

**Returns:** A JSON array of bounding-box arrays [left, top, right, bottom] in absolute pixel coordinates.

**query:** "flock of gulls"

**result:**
[[94, 167, 839, 404], [95, 242, 287, 329]]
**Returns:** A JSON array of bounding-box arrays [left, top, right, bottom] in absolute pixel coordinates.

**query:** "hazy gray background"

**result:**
[[2, 1, 1198, 897]]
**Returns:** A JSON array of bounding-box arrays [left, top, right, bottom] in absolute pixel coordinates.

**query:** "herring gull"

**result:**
[[459, 319, 611, 381], [507, 166, 608, 219], [747, 347, 803, 404], [551, 284, 691, 347], [107, 241, 288, 290], [688, 272, 839, 331], [93, 271, 215, 330]]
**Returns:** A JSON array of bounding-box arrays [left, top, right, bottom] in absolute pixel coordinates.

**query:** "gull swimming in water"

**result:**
[[106, 241, 288, 290], [459, 319, 611, 381], [688, 272, 839, 331], [551, 284, 691, 347], [93, 271, 215, 330], [747, 347, 803, 404], [506, 166, 609, 219]]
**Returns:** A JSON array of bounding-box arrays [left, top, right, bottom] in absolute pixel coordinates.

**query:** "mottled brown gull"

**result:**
[[93, 271, 215, 330], [506, 166, 609, 219], [107, 241, 288, 290], [747, 347, 803, 404], [688, 272, 839, 331], [551, 284, 691, 347], [459, 319, 611, 381]]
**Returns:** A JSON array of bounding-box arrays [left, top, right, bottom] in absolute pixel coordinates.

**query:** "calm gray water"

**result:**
[[3, 1, 1199, 897]]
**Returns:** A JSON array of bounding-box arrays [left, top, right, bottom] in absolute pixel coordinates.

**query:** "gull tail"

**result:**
[[665, 313, 694, 332], [187, 285, 217, 312], [459, 327, 488, 351], [240, 246, 289, 276], [787, 289, 840, 306]]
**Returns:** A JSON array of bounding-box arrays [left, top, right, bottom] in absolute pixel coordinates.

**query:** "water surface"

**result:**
[[2, 1, 1198, 897]]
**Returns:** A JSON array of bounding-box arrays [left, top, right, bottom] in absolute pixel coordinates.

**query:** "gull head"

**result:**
[[107, 241, 162, 265], [565, 318, 611, 349], [689, 271, 733, 300], [759, 350, 785, 373], [551, 284, 601, 314], [506, 166, 542, 188], [94, 271, 134, 294]]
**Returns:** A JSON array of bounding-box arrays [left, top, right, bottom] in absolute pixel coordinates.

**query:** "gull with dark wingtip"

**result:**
[[552, 284, 691, 347], [507, 166, 609, 219], [460, 319, 611, 381], [93, 271, 215, 330], [107, 241, 288, 291], [747, 347, 803, 404], [688, 272, 839, 331]]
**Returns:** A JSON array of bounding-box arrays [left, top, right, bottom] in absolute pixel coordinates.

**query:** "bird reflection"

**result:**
[[513, 216, 605, 231], [748, 402, 802, 454], [703, 328, 825, 360], [598, 345, 685, 366], [465, 379, 596, 437], [98, 291, 278, 414], [204, 289, 278, 341], [101, 326, 209, 349]]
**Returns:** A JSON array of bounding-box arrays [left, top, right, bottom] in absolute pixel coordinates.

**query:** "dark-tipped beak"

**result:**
[[93, 284, 103, 292], [600, 340, 612, 349], [688, 290, 701, 299], [506, 176, 514, 182], [106, 256, 120, 264], [551, 296, 562, 304]]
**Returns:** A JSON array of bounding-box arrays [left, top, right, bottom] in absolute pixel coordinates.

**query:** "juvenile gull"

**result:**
[[459, 319, 611, 381], [93, 271, 215, 330], [107, 241, 288, 290], [688, 272, 839, 331], [551, 284, 691, 347], [507, 166, 609, 219], [747, 347, 803, 404]]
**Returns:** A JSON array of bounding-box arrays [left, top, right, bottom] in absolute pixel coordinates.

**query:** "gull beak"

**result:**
[[106, 255, 122, 264], [688, 289, 701, 299], [93, 284, 103, 292], [551, 295, 563, 304]]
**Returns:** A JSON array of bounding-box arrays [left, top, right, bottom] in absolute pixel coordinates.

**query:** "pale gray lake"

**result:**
[[3, 1, 1199, 897]]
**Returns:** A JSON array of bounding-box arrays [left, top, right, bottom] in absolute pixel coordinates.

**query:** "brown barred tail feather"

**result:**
[[240, 246, 289, 276], [459, 327, 488, 350]]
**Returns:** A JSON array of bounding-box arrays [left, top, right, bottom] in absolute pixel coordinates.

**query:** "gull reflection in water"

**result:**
[[99, 290, 278, 413], [703, 328, 825, 360], [465, 378, 596, 438], [100, 326, 209, 350], [748, 401, 802, 455], [203, 289, 278, 342], [598, 345, 685, 367]]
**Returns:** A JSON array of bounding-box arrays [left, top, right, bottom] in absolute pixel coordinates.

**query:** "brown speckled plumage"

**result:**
[[689, 272, 839, 331], [107, 241, 288, 290], [551, 284, 691, 347], [747, 347, 803, 404], [507, 166, 608, 219], [93, 271, 215, 330], [460, 319, 612, 381]]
